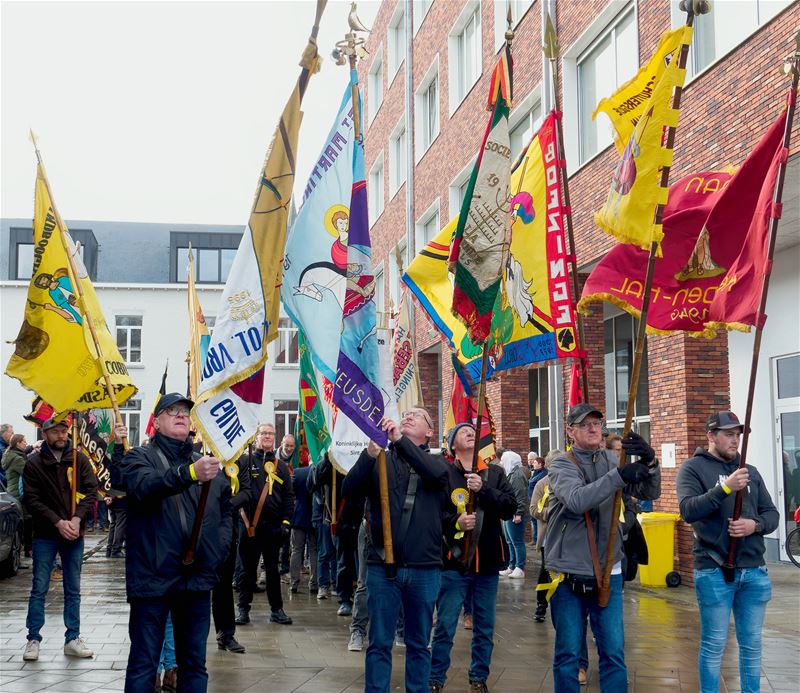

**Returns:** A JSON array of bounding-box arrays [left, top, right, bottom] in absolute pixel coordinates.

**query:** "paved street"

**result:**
[[1, 534, 798, 692]]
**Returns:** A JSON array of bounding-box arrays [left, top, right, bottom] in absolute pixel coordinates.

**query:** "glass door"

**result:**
[[774, 354, 800, 561]]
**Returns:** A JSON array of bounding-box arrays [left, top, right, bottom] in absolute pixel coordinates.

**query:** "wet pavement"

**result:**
[[0, 534, 798, 692]]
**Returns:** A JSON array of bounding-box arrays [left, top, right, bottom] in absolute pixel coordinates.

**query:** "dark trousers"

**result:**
[[536, 548, 548, 607], [212, 522, 239, 641], [236, 524, 283, 613], [125, 591, 211, 693], [107, 506, 126, 555], [334, 525, 358, 605]]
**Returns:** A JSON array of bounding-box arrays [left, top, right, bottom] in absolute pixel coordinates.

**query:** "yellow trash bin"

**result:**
[[637, 512, 681, 587]]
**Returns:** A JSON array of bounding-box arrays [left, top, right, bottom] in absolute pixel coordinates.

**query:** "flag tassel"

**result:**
[[724, 41, 799, 580]]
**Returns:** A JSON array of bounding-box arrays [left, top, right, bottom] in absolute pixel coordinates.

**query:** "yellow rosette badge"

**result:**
[[224, 462, 240, 496], [264, 460, 283, 495], [451, 488, 468, 539]]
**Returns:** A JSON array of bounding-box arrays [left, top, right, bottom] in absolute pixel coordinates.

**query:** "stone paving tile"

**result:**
[[0, 535, 798, 691]]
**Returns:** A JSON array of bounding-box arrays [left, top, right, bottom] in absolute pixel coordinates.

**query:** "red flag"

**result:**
[[579, 106, 788, 338], [568, 362, 584, 407], [145, 362, 168, 437], [444, 359, 496, 464]]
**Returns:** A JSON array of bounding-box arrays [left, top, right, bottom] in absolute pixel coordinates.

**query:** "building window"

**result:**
[[389, 240, 407, 311], [389, 117, 407, 196], [374, 263, 385, 313], [15, 242, 34, 280], [449, 155, 476, 218], [494, 0, 534, 51], [120, 398, 141, 446], [388, 4, 406, 80], [672, 0, 792, 78], [170, 231, 242, 283], [413, 0, 433, 35], [416, 200, 441, 252], [449, 1, 482, 112], [368, 47, 384, 124], [116, 315, 143, 364], [274, 399, 298, 444], [604, 308, 650, 440], [576, 4, 637, 164], [528, 367, 551, 455], [275, 317, 299, 366], [509, 93, 544, 160], [415, 57, 440, 160], [369, 154, 385, 224]]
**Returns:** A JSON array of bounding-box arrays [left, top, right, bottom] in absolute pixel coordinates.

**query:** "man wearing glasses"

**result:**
[[341, 407, 450, 693], [544, 403, 660, 692], [120, 393, 232, 692]]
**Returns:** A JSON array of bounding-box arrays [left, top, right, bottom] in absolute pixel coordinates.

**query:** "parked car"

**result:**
[[0, 480, 23, 577]]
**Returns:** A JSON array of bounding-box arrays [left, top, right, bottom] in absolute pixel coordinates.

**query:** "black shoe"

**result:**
[[270, 609, 292, 625], [217, 636, 246, 654], [235, 610, 250, 625], [290, 585, 298, 594], [534, 604, 547, 623]]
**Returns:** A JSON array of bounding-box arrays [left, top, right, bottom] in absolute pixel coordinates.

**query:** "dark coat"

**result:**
[[241, 448, 294, 529], [291, 465, 313, 529], [120, 436, 232, 600], [23, 441, 98, 540], [309, 454, 365, 532]]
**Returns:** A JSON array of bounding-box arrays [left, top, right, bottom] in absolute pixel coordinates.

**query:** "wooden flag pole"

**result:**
[[30, 136, 131, 453], [723, 37, 799, 580], [597, 4, 701, 607], [70, 412, 79, 517]]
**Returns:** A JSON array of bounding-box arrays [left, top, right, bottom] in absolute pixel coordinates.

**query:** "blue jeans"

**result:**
[[365, 565, 440, 693], [551, 573, 627, 692], [316, 523, 337, 588], [430, 571, 499, 685], [160, 613, 176, 671], [125, 591, 211, 693], [694, 566, 772, 693], [503, 519, 526, 570], [26, 537, 84, 643]]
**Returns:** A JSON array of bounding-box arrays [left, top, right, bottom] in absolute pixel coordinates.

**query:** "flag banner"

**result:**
[[444, 357, 496, 465], [568, 361, 584, 408], [75, 410, 111, 495], [404, 112, 579, 382], [23, 396, 58, 427], [297, 329, 331, 465], [579, 107, 788, 337], [332, 70, 387, 449], [192, 37, 316, 462], [5, 164, 137, 414], [449, 52, 513, 344], [145, 361, 169, 437], [594, 25, 693, 255], [392, 290, 423, 413], [187, 247, 211, 401], [593, 26, 688, 152]]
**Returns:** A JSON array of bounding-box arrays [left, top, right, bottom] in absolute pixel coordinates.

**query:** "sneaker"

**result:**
[[23, 640, 39, 661], [498, 568, 512, 577], [508, 567, 525, 579], [534, 604, 547, 623], [463, 614, 473, 630], [317, 586, 331, 600], [469, 679, 489, 693], [64, 637, 93, 658], [348, 630, 364, 652], [578, 668, 587, 686], [337, 602, 353, 616], [270, 608, 292, 625]]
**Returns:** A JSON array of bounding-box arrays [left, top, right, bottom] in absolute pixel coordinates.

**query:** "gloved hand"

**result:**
[[618, 462, 650, 485], [622, 431, 655, 465]]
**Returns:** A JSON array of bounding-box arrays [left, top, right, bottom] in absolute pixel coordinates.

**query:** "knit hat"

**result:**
[[446, 423, 475, 455]]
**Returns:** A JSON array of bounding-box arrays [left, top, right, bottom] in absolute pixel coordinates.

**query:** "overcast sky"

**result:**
[[0, 0, 380, 225]]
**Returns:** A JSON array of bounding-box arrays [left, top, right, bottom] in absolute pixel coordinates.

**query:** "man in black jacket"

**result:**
[[235, 422, 294, 626], [677, 411, 779, 693], [429, 423, 517, 693], [341, 407, 450, 693], [120, 393, 232, 693]]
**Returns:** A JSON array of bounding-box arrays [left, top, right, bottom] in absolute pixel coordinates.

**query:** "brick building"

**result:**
[[358, 0, 800, 582]]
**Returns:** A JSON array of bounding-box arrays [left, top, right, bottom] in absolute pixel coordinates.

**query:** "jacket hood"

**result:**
[[501, 450, 522, 476]]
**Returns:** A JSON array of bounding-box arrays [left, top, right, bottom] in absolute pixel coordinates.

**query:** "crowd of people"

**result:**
[[1, 400, 778, 693]]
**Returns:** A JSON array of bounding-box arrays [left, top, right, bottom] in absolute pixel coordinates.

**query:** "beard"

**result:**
[[48, 439, 67, 450], [713, 446, 738, 462]]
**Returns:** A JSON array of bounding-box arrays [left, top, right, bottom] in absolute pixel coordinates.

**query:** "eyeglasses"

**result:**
[[401, 410, 433, 428], [163, 405, 191, 417], [573, 420, 603, 430]]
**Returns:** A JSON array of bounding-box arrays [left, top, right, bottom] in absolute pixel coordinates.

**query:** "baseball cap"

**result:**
[[566, 403, 603, 426], [446, 423, 475, 455], [154, 393, 194, 417], [706, 411, 745, 432], [41, 417, 69, 431]]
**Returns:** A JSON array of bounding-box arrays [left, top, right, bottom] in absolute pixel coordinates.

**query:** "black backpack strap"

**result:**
[[393, 468, 420, 563], [151, 443, 191, 540]]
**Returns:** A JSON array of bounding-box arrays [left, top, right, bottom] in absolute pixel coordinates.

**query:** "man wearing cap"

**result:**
[[22, 417, 98, 662], [341, 407, 450, 693], [545, 403, 661, 692], [429, 423, 516, 693], [120, 393, 232, 692], [677, 411, 778, 693]]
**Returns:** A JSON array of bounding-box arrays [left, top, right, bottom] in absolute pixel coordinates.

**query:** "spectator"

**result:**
[[2, 433, 32, 556], [0, 423, 14, 485], [289, 456, 317, 594], [499, 450, 530, 579], [527, 454, 547, 545]]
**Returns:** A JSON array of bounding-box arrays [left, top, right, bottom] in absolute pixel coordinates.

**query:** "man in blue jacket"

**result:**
[[120, 393, 232, 693], [677, 411, 779, 693]]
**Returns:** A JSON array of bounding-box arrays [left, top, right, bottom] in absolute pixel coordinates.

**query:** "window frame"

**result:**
[[115, 314, 144, 366], [387, 3, 406, 83], [368, 45, 385, 125], [170, 231, 242, 284], [120, 397, 142, 447], [274, 317, 299, 368], [415, 198, 441, 254], [274, 398, 299, 444], [494, 0, 534, 52], [414, 55, 440, 162], [368, 152, 385, 225], [374, 262, 386, 314], [448, 154, 477, 219], [448, 0, 483, 116], [508, 86, 544, 161], [389, 115, 407, 198]]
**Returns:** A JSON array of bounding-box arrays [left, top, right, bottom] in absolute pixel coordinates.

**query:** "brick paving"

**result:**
[[0, 534, 798, 692]]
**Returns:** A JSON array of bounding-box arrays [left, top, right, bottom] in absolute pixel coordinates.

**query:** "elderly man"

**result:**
[[342, 407, 450, 693], [677, 411, 778, 693], [429, 423, 516, 693], [120, 393, 232, 692], [545, 403, 661, 692], [22, 417, 98, 662]]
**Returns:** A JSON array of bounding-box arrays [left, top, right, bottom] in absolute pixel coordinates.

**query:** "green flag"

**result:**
[[297, 329, 330, 465]]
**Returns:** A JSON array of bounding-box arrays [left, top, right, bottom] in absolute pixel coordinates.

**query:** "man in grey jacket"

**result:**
[[677, 411, 778, 693], [544, 403, 660, 692]]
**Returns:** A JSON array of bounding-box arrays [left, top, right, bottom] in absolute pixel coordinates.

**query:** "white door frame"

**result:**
[[772, 352, 800, 562]]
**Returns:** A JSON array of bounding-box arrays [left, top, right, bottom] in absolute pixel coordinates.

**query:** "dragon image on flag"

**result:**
[[403, 111, 580, 382]]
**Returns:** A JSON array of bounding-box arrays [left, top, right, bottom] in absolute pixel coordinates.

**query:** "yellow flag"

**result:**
[[594, 25, 693, 255], [5, 164, 137, 413]]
